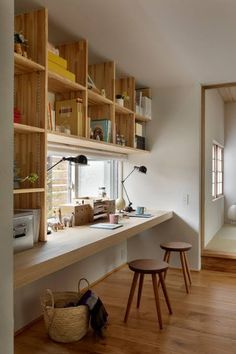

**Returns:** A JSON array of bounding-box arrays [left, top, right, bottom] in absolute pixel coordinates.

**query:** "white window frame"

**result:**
[[212, 142, 224, 200]]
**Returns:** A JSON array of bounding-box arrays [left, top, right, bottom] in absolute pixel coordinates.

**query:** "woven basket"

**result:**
[[41, 278, 90, 343]]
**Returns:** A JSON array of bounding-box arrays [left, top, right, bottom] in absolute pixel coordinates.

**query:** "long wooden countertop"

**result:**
[[14, 210, 173, 289]]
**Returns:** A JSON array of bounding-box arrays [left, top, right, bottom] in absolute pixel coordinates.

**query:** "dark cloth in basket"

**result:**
[[78, 289, 108, 334]]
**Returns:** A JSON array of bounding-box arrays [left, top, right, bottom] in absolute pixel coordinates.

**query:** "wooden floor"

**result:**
[[15, 266, 236, 354]]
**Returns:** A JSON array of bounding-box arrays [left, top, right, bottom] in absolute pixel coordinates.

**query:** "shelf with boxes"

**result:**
[[47, 40, 88, 139], [13, 6, 152, 246], [134, 88, 152, 150]]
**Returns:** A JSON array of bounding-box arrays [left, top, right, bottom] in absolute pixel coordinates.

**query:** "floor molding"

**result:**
[[202, 255, 236, 272]]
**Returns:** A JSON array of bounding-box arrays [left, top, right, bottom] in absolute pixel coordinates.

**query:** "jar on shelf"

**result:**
[[120, 135, 126, 146], [98, 187, 106, 198], [116, 134, 121, 145]]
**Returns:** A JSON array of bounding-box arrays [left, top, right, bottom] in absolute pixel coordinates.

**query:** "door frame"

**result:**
[[200, 81, 236, 254]]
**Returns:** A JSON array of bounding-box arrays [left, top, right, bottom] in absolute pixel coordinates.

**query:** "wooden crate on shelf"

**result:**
[[57, 40, 88, 88], [14, 71, 46, 128], [115, 113, 135, 148], [88, 61, 115, 102], [15, 9, 47, 66], [115, 77, 135, 111], [88, 104, 114, 143]]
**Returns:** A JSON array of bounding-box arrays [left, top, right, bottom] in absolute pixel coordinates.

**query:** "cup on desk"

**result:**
[[136, 206, 146, 215], [109, 213, 119, 224]]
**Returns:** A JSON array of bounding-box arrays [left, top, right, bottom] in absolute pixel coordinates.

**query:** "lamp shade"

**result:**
[[138, 166, 147, 174], [63, 155, 88, 165]]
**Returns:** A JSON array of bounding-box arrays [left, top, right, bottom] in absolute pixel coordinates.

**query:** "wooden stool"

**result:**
[[160, 242, 192, 294], [124, 259, 172, 329]]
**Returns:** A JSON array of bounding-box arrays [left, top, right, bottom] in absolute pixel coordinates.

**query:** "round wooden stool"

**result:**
[[124, 259, 172, 329], [160, 242, 192, 293]]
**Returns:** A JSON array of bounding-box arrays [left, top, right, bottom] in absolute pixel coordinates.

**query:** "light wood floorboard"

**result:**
[[15, 267, 236, 354]]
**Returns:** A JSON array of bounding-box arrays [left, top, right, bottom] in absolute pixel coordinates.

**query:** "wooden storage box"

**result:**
[[60, 204, 93, 226]]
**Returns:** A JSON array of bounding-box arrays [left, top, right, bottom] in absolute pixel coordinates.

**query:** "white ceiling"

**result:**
[[15, 0, 236, 88]]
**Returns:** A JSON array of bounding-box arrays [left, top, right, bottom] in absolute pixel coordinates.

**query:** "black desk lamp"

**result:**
[[47, 155, 88, 172], [122, 165, 147, 212]]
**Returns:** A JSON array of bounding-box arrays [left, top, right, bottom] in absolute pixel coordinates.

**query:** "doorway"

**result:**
[[201, 83, 236, 265]]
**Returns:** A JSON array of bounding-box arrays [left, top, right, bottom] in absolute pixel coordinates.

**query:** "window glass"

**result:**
[[47, 155, 118, 218], [78, 160, 112, 198], [212, 143, 224, 199]]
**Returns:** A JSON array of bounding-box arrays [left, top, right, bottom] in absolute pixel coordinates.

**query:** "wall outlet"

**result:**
[[183, 193, 190, 206]]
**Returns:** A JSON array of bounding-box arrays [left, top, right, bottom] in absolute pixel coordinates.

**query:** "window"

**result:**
[[47, 155, 118, 218], [212, 143, 224, 199]]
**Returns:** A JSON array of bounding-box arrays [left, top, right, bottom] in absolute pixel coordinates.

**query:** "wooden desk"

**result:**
[[14, 210, 173, 289]]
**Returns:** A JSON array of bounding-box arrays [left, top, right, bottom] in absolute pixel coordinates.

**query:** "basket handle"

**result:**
[[78, 278, 90, 295], [45, 288, 55, 308], [42, 289, 55, 334]]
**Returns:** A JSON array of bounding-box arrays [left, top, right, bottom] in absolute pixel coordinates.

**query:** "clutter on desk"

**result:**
[[58, 198, 116, 227]]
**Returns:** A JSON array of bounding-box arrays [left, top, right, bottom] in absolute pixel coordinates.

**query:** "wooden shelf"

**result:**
[[115, 103, 134, 115], [14, 53, 45, 74], [48, 131, 149, 155], [48, 70, 86, 93], [88, 90, 113, 105], [14, 188, 45, 195], [14, 123, 45, 133], [135, 113, 152, 122]]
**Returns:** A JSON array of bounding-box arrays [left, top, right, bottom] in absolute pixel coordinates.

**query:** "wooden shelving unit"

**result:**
[[14, 53, 45, 74], [115, 103, 134, 115], [48, 70, 86, 93], [88, 90, 113, 106], [14, 7, 152, 243], [48, 131, 150, 155], [14, 188, 45, 195], [135, 113, 152, 122], [14, 9, 47, 241], [14, 123, 45, 133]]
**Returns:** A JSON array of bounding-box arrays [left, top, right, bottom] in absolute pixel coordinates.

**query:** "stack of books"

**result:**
[[48, 49, 76, 82], [55, 98, 84, 136]]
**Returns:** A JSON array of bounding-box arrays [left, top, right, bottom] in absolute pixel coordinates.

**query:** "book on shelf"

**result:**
[[135, 135, 146, 150], [55, 98, 84, 136], [90, 119, 111, 143], [47, 102, 56, 131], [135, 122, 143, 136]]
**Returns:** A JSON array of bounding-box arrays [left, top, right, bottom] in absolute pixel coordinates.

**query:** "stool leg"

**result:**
[[159, 272, 172, 315], [164, 251, 171, 280], [183, 252, 192, 286], [158, 251, 171, 288], [124, 272, 139, 323], [137, 273, 144, 309], [163, 250, 168, 262], [152, 273, 163, 329], [180, 252, 189, 294]]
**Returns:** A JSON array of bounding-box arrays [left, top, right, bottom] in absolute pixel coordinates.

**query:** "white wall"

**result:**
[[224, 102, 236, 221], [14, 241, 127, 331], [204, 90, 224, 246], [126, 85, 201, 270], [0, 0, 14, 352]]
